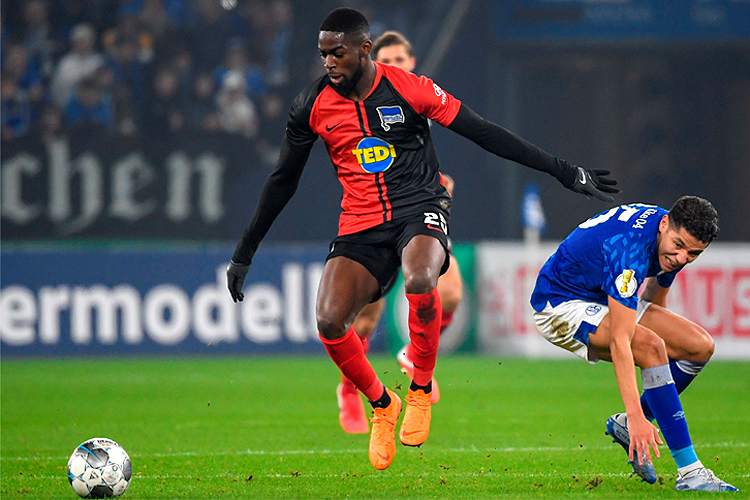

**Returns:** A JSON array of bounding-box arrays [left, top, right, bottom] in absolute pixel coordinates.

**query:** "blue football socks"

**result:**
[[641, 364, 701, 470], [641, 360, 705, 420]]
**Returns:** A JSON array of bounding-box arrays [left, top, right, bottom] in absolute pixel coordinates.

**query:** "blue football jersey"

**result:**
[[531, 204, 681, 312]]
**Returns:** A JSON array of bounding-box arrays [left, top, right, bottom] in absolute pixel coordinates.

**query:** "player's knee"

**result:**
[[403, 270, 439, 295], [635, 333, 668, 368], [689, 325, 715, 363], [316, 315, 346, 340]]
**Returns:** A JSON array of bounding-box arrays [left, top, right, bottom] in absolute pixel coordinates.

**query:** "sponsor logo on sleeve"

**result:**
[[433, 83, 447, 105], [376, 106, 405, 131], [615, 269, 638, 298]]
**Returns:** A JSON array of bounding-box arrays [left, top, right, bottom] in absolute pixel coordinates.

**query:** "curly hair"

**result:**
[[668, 196, 720, 244]]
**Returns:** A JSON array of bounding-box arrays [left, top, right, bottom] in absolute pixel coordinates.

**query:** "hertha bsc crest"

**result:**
[[377, 106, 404, 131]]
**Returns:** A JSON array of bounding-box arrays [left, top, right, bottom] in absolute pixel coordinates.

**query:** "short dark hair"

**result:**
[[372, 31, 413, 60], [668, 195, 719, 244], [319, 7, 370, 41]]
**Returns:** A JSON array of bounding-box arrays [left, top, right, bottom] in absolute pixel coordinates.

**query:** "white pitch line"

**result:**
[[2, 472, 639, 481], [1, 442, 747, 463], [12, 471, 750, 481]]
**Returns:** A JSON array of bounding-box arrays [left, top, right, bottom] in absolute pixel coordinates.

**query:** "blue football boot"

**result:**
[[605, 413, 657, 484]]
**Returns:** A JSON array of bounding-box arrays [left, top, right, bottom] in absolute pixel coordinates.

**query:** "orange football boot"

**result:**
[[399, 387, 431, 447], [368, 388, 402, 470]]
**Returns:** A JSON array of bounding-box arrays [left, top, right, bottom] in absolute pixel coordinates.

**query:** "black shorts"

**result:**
[[326, 205, 451, 301]]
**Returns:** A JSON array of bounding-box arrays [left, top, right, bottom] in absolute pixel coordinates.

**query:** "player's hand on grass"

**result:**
[[627, 415, 663, 465], [560, 164, 620, 202], [226, 260, 250, 302]]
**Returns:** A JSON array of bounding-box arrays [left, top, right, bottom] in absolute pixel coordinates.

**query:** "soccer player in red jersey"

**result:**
[[336, 31, 464, 435], [227, 7, 618, 470]]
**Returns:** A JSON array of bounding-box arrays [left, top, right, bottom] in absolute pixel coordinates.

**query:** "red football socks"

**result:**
[[340, 329, 370, 385], [406, 288, 442, 386], [320, 327, 383, 402]]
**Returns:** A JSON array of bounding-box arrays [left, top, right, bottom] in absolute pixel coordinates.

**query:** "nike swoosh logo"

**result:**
[[326, 122, 342, 132], [401, 429, 423, 437], [578, 168, 587, 185], [373, 449, 390, 462]]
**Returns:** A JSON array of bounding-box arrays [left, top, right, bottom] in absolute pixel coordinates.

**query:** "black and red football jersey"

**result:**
[[285, 62, 462, 236]]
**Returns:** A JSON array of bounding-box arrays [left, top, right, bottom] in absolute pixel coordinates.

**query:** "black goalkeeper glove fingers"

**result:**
[[568, 166, 620, 202], [226, 260, 251, 303]]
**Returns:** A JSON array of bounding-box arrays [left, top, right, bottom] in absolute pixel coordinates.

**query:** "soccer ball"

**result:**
[[67, 438, 132, 498]]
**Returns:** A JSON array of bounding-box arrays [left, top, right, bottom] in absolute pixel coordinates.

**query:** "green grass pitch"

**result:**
[[2, 355, 748, 499]]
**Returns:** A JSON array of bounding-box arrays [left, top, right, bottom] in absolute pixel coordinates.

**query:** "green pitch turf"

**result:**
[[2, 356, 748, 499]]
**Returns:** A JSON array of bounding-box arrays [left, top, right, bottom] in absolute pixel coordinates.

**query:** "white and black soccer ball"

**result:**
[[67, 438, 132, 498]]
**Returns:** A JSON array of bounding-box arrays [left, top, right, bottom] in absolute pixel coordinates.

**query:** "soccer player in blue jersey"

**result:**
[[531, 196, 738, 492]]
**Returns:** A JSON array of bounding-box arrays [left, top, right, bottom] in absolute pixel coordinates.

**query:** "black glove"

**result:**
[[226, 260, 250, 303], [562, 165, 619, 202]]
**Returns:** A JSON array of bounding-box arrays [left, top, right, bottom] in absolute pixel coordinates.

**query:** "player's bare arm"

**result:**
[[605, 297, 663, 465], [639, 277, 669, 307]]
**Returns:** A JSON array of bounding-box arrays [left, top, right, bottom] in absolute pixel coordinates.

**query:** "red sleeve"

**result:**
[[379, 63, 461, 127]]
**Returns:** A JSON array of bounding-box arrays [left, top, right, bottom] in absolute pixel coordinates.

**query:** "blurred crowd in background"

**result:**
[[1, 0, 417, 165], [4, 1, 749, 242]]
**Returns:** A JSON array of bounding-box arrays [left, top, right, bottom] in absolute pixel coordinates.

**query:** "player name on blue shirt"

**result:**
[[531, 204, 681, 312]]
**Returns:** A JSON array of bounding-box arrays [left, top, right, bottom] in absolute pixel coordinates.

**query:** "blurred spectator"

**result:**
[[1, 73, 33, 140], [139, 0, 176, 42], [63, 75, 115, 129], [166, 46, 194, 105], [240, 0, 294, 88], [187, 0, 245, 74], [50, 23, 105, 107], [145, 66, 186, 136], [105, 34, 149, 119], [266, 0, 294, 87], [19, 0, 62, 79], [188, 72, 221, 133], [216, 71, 258, 138], [214, 37, 267, 101], [1, 8, 9, 47], [256, 92, 285, 165], [102, 12, 154, 65], [36, 103, 65, 141], [2, 42, 46, 111], [117, 0, 189, 29]]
